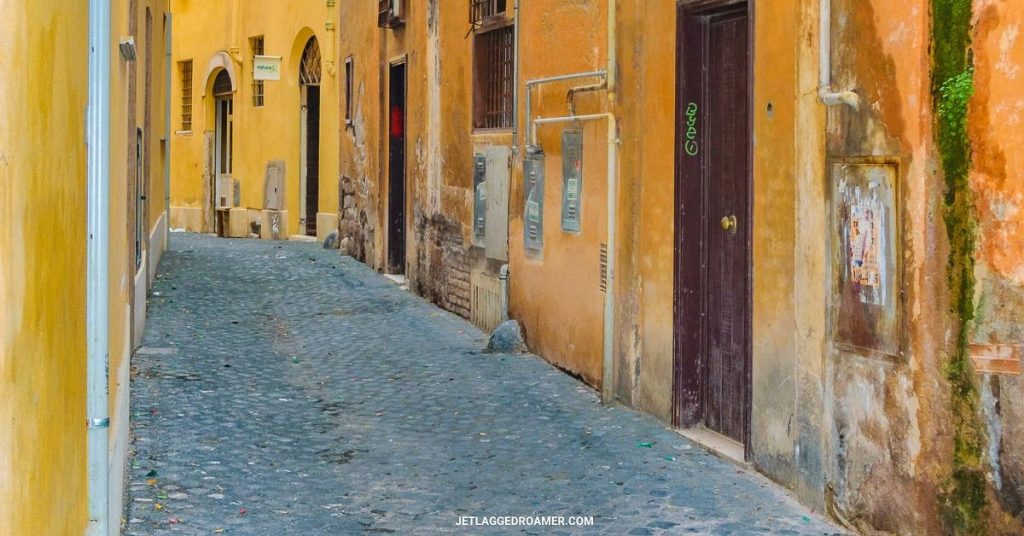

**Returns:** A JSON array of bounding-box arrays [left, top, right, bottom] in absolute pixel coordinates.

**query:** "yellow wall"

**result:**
[[0, 4, 90, 533], [170, 0, 341, 240], [0, 0, 168, 533]]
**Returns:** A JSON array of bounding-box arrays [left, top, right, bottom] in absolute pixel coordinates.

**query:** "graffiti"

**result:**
[[684, 102, 699, 156]]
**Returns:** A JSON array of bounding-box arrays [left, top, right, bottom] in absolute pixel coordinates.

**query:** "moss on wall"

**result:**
[[931, 1, 988, 534]]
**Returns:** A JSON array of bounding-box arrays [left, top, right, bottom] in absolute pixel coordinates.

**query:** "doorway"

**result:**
[[673, 1, 753, 454], [387, 61, 407, 274], [299, 37, 322, 236], [213, 70, 233, 214]]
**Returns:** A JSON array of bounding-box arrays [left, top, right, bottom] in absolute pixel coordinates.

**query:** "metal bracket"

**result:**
[[88, 418, 110, 429]]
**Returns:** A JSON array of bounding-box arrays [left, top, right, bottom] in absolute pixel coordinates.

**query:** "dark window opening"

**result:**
[[344, 57, 354, 125], [470, 0, 508, 25]]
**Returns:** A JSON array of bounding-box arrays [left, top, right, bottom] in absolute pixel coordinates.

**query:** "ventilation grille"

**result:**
[[471, 271, 503, 333], [599, 243, 608, 292]]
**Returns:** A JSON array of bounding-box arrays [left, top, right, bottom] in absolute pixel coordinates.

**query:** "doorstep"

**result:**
[[676, 426, 747, 466]]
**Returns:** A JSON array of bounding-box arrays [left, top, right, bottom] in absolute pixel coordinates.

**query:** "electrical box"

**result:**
[[523, 149, 545, 255], [484, 146, 510, 261], [831, 161, 901, 356], [473, 153, 487, 244], [561, 130, 583, 232]]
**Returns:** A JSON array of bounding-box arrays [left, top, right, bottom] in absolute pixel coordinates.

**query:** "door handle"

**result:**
[[720, 215, 737, 233]]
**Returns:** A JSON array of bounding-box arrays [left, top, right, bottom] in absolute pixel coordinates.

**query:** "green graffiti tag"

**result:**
[[684, 102, 699, 156]]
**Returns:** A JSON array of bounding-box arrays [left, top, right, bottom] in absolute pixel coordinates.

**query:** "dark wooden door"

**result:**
[[674, 2, 752, 449], [387, 62, 407, 274], [305, 85, 321, 236]]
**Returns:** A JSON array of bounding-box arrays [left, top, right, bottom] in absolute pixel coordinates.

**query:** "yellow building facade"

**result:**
[[1, 0, 170, 534], [169, 0, 341, 243]]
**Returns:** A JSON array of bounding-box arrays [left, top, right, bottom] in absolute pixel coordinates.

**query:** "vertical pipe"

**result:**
[[817, 0, 859, 107], [511, 0, 521, 153], [86, 0, 112, 534], [601, 0, 618, 403], [164, 14, 172, 246], [601, 116, 618, 403]]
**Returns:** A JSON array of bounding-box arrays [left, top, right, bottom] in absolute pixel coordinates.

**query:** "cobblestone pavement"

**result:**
[[125, 233, 843, 535]]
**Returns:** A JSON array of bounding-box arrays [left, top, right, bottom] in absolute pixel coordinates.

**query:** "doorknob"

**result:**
[[720, 215, 737, 233]]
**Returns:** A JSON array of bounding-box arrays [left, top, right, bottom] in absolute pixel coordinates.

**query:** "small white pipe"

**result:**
[[87, 0, 112, 533], [499, 264, 510, 322], [525, 70, 607, 147], [818, 0, 859, 108]]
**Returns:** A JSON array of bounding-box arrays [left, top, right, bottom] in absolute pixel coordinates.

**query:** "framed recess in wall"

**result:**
[[830, 159, 903, 357]]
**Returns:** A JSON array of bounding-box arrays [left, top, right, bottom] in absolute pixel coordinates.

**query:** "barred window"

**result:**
[[179, 60, 193, 131], [250, 36, 265, 107], [473, 25, 514, 130], [470, 0, 507, 24]]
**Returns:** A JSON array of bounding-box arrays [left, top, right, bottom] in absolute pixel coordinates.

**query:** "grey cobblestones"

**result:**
[[125, 233, 843, 535]]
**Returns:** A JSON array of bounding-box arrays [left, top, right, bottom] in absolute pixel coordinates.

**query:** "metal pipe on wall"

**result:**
[[87, 0, 113, 533], [818, 0, 859, 108]]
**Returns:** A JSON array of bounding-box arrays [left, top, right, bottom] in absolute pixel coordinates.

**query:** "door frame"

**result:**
[[213, 93, 232, 208], [672, 0, 754, 458], [386, 56, 408, 275]]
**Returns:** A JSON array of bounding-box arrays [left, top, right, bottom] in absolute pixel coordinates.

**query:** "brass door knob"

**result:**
[[720, 215, 737, 233]]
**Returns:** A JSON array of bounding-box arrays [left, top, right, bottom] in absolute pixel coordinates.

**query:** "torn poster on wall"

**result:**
[[831, 162, 901, 356]]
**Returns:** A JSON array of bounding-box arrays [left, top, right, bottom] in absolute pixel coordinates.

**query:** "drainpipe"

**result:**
[[87, 0, 112, 533], [511, 0, 521, 155], [818, 0, 859, 108], [499, 264, 510, 322], [164, 14, 172, 246]]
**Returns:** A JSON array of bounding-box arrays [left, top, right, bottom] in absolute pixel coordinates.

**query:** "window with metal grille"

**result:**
[[470, 0, 507, 24], [473, 25, 514, 130], [179, 59, 192, 131], [377, 0, 404, 29], [250, 35, 265, 107]]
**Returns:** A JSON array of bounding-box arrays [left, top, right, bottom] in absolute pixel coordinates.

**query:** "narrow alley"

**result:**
[[124, 234, 838, 534]]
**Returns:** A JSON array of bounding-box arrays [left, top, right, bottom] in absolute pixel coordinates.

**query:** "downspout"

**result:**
[[603, 0, 618, 404], [511, 0, 521, 155], [325, 0, 337, 76], [164, 14, 172, 246], [86, 0, 112, 534], [818, 0, 859, 108]]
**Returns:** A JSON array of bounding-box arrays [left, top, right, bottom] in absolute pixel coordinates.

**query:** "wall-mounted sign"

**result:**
[[253, 55, 282, 81]]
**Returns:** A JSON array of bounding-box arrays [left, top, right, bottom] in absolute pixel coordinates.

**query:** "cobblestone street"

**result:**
[[125, 233, 841, 535]]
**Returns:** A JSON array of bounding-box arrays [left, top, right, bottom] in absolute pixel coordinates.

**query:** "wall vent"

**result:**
[[599, 243, 608, 292], [471, 271, 503, 333]]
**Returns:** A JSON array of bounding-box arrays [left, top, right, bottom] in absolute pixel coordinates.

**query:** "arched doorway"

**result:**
[[212, 69, 233, 230], [299, 37, 321, 236]]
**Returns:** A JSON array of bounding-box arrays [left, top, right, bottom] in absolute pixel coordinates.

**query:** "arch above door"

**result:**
[[201, 51, 237, 97]]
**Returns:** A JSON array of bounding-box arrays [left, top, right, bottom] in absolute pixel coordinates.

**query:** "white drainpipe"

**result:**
[[87, 0, 112, 534], [819, 0, 859, 108]]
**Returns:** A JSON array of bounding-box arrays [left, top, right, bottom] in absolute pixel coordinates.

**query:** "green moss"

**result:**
[[931, 1, 988, 534]]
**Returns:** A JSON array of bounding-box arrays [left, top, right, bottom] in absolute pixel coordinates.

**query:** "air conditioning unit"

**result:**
[[377, 0, 404, 29]]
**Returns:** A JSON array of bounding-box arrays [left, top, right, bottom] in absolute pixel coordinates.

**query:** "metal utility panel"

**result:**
[[484, 146, 511, 261], [561, 130, 583, 232], [473, 153, 487, 245], [523, 149, 545, 255], [831, 161, 901, 356]]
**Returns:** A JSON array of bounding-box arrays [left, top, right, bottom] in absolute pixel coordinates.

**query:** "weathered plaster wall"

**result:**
[[170, 0, 341, 239], [971, 0, 1024, 527]]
